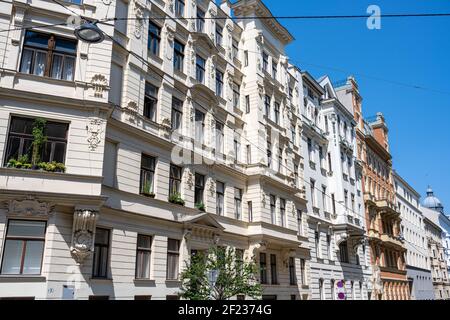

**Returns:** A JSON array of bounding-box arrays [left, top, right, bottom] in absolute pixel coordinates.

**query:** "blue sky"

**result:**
[[260, 0, 450, 208]]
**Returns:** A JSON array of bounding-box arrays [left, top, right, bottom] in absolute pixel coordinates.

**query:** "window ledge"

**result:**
[[0, 275, 46, 282], [134, 279, 156, 286], [165, 279, 182, 286], [90, 277, 113, 282]]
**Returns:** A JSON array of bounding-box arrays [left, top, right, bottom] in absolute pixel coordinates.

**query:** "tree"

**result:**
[[180, 246, 262, 300]]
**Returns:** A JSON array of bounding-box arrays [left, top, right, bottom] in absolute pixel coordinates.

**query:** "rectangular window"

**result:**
[[351, 194, 355, 211], [278, 148, 282, 173], [171, 97, 183, 131], [173, 40, 184, 72], [246, 145, 251, 164], [20, 31, 77, 81], [244, 50, 249, 66], [267, 141, 272, 168], [315, 231, 320, 258], [234, 138, 241, 162], [169, 164, 182, 195], [196, 55, 206, 83], [307, 138, 313, 162], [148, 22, 161, 56], [339, 242, 349, 263], [264, 95, 271, 117], [322, 186, 327, 212], [310, 179, 316, 207], [215, 25, 223, 46], [140, 154, 156, 195], [0, 220, 46, 275], [272, 61, 277, 79], [291, 125, 296, 145], [328, 152, 332, 172], [297, 209, 303, 236], [331, 193, 336, 215], [260, 253, 267, 284], [196, 8, 205, 32], [344, 190, 349, 208], [294, 163, 299, 188], [232, 38, 239, 59], [234, 188, 242, 220], [248, 201, 253, 222], [270, 254, 278, 284], [109, 62, 123, 105], [274, 102, 280, 124], [216, 70, 224, 97], [5, 117, 68, 166], [326, 234, 332, 260], [279, 198, 286, 227], [166, 239, 180, 280], [195, 110, 205, 144], [216, 181, 224, 216], [245, 95, 250, 113], [319, 146, 324, 168], [289, 257, 296, 285], [215, 122, 224, 154], [262, 52, 269, 72], [144, 83, 158, 122], [92, 228, 110, 278], [194, 173, 205, 206], [174, 0, 184, 17], [114, 0, 128, 34], [135, 234, 152, 279], [300, 258, 306, 285], [270, 195, 276, 224], [233, 83, 240, 109]]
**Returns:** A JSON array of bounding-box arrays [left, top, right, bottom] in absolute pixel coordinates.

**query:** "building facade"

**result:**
[[422, 211, 450, 300], [0, 0, 314, 300], [393, 172, 434, 300]]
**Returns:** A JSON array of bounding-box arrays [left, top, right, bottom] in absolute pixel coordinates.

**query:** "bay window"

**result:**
[[20, 31, 76, 81]]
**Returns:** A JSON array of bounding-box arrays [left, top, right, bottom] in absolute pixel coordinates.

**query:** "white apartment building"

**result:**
[[393, 172, 434, 300], [302, 75, 371, 300], [0, 0, 314, 300]]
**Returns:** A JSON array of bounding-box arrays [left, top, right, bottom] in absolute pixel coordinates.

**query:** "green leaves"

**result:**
[[180, 246, 262, 300], [31, 118, 47, 166]]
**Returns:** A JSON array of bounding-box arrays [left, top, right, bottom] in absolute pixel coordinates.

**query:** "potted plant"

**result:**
[[31, 118, 47, 170], [169, 192, 185, 206], [195, 202, 205, 212], [142, 181, 155, 198]]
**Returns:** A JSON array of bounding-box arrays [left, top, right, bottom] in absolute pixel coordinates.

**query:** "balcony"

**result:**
[[339, 136, 354, 152], [380, 233, 405, 249], [375, 199, 398, 215], [364, 192, 376, 205]]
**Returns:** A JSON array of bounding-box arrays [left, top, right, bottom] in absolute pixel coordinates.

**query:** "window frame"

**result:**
[[140, 154, 156, 195], [270, 254, 278, 285], [234, 187, 242, 220], [92, 227, 110, 279], [259, 252, 267, 284], [196, 55, 206, 83], [216, 181, 225, 216], [148, 22, 161, 56], [144, 82, 158, 122], [166, 239, 180, 280], [169, 164, 182, 196], [135, 234, 152, 279]]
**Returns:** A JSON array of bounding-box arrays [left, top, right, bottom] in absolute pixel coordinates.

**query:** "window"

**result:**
[[234, 138, 241, 162], [307, 138, 313, 162], [148, 22, 161, 56], [246, 145, 251, 164], [260, 253, 267, 284], [215, 122, 224, 154], [315, 231, 320, 258], [92, 228, 110, 278], [4, 117, 68, 166], [135, 234, 152, 279], [279, 198, 286, 227], [232, 38, 239, 59], [166, 239, 180, 280], [322, 186, 327, 212], [272, 61, 277, 79], [297, 210, 303, 236], [140, 154, 156, 195], [1, 220, 46, 275], [270, 195, 276, 224], [310, 179, 316, 207], [169, 164, 182, 195], [196, 55, 206, 83], [194, 173, 205, 206], [319, 146, 324, 168], [289, 257, 296, 285], [196, 8, 205, 32], [144, 82, 158, 122], [351, 194, 355, 211], [171, 97, 183, 131], [245, 95, 250, 113], [244, 50, 249, 66], [233, 83, 240, 109], [114, 0, 128, 34], [109, 62, 123, 105], [216, 181, 224, 216], [234, 188, 242, 220], [215, 24, 223, 46], [216, 70, 224, 97], [339, 241, 349, 263], [262, 52, 269, 71], [326, 234, 332, 260], [267, 141, 272, 168], [300, 258, 306, 285], [248, 201, 253, 222], [20, 31, 77, 81], [331, 193, 336, 215], [173, 40, 184, 72], [274, 102, 280, 124], [264, 95, 271, 116], [174, 0, 184, 17], [270, 254, 278, 284], [291, 125, 296, 145], [294, 163, 299, 187], [328, 152, 332, 172], [195, 110, 205, 144]]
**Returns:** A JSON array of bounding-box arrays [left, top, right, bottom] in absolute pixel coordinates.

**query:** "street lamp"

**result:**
[[74, 22, 105, 44]]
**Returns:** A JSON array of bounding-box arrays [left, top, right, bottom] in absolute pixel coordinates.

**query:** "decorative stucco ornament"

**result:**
[[70, 209, 99, 264], [87, 118, 104, 151], [90, 74, 108, 98], [7, 197, 54, 217]]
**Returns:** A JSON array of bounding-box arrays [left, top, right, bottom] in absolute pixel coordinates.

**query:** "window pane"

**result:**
[[5, 136, 21, 163], [7, 220, 46, 238], [33, 51, 46, 76], [136, 251, 151, 279], [20, 48, 33, 74], [1, 240, 23, 274], [54, 37, 77, 54], [63, 56, 75, 81], [95, 229, 109, 245], [22, 241, 44, 274], [137, 235, 152, 249], [168, 239, 180, 252], [51, 54, 63, 79]]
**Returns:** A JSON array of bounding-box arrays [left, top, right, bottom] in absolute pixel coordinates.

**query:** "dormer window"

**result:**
[[20, 31, 77, 81]]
